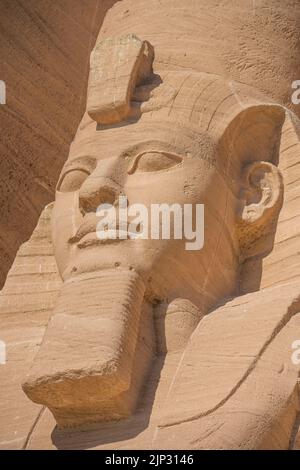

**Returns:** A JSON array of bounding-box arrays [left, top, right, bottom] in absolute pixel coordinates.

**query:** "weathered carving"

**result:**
[[1, 0, 300, 450], [21, 55, 300, 442], [87, 34, 154, 125]]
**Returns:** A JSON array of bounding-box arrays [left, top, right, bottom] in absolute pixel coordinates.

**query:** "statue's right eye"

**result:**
[[57, 169, 90, 192]]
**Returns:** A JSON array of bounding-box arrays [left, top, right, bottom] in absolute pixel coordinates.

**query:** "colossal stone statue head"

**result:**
[[21, 34, 285, 421], [14, 0, 300, 449]]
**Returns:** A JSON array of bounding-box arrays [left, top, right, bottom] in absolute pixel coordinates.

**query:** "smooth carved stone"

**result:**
[[154, 298, 204, 353], [87, 34, 154, 125], [158, 281, 300, 429], [22, 269, 154, 428], [20, 69, 300, 442], [1, 0, 300, 451]]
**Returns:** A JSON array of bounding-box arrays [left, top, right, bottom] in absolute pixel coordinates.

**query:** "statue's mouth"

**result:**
[[76, 230, 133, 248], [68, 213, 136, 248]]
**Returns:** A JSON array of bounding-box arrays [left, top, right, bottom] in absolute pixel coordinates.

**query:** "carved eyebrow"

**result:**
[[56, 157, 96, 191], [62, 156, 96, 172]]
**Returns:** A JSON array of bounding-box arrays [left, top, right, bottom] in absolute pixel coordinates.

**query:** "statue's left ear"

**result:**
[[220, 104, 287, 260], [239, 160, 283, 224], [237, 160, 283, 259]]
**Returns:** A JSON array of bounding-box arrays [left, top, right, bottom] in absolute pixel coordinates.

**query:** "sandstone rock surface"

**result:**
[[0, 0, 118, 288], [1, 0, 300, 450]]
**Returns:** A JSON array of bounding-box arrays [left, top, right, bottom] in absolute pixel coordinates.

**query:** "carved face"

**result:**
[[52, 113, 239, 304]]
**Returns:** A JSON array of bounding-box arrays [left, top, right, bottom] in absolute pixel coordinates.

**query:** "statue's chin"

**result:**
[[22, 268, 155, 428], [57, 239, 158, 284]]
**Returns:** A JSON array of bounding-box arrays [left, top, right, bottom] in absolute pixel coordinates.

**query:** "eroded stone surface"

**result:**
[[1, 0, 300, 450], [0, 204, 61, 449], [87, 34, 154, 124], [0, 0, 118, 288]]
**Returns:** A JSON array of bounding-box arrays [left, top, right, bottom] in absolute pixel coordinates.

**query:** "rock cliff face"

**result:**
[[0, 0, 118, 288]]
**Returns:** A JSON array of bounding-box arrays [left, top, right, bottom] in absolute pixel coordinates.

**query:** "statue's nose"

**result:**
[[78, 163, 123, 213], [79, 178, 122, 213]]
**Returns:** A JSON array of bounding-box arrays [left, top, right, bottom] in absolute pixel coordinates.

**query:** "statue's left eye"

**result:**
[[57, 169, 89, 192], [128, 152, 182, 174]]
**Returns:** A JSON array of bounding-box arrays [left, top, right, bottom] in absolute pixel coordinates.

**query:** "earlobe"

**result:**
[[237, 161, 283, 259]]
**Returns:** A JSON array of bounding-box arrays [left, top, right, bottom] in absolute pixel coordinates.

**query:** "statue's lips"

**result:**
[[68, 213, 134, 248], [76, 230, 133, 248]]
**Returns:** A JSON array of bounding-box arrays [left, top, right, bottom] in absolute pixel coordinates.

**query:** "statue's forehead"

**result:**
[[67, 115, 216, 163]]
